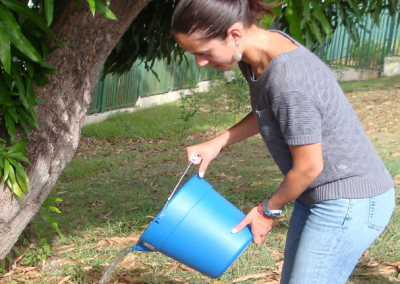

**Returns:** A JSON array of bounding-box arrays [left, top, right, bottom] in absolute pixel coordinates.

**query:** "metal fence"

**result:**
[[90, 11, 399, 114], [88, 55, 220, 114], [320, 10, 400, 70]]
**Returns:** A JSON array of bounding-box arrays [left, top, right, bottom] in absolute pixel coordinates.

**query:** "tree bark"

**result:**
[[0, 0, 151, 259]]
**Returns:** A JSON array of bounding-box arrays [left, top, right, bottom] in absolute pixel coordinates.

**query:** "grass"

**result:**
[[2, 74, 399, 284]]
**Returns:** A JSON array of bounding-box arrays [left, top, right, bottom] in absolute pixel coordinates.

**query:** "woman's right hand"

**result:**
[[186, 138, 224, 178]]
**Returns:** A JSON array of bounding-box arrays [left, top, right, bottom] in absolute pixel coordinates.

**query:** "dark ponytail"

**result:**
[[172, 0, 281, 40]]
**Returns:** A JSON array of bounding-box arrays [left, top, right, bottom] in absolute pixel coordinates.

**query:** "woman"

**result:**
[[171, 1, 395, 283]]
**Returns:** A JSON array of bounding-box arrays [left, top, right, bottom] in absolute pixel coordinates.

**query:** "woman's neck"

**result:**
[[241, 27, 298, 79]]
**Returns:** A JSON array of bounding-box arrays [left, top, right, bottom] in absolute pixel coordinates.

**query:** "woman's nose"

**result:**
[[194, 55, 209, 67]]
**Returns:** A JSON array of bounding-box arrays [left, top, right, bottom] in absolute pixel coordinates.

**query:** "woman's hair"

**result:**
[[172, 0, 280, 40]]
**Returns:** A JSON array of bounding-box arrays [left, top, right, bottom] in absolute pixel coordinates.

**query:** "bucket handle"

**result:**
[[159, 157, 197, 218]]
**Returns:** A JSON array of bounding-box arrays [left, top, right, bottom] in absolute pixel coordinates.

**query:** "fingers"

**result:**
[[198, 159, 210, 178], [186, 147, 209, 178], [186, 139, 223, 178], [231, 216, 251, 234], [231, 207, 273, 245]]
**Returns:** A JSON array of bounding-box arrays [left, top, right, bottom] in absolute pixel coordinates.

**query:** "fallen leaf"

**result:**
[[366, 259, 380, 267], [14, 266, 37, 272], [58, 275, 72, 284], [54, 244, 75, 250], [57, 247, 76, 254], [2, 271, 14, 277], [229, 272, 272, 283], [379, 266, 398, 275], [385, 261, 400, 269]]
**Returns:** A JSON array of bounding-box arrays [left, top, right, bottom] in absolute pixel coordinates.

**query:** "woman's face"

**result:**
[[174, 32, 238, 71]]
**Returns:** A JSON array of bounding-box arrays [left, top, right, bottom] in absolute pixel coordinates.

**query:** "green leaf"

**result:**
[[301, 0, 311, 21], [2, 158, 10, 182], [0, 4, 42, 62], [16, 170, 28, 192], [311, 0, 332, 38], [25, 75, 35, 106], [0, 0, 64, 47], [94, 0, 117, 20], [0, 95, 15, 106], [0, 22, 10, 74], [309, 18, 323, 44], [5, 152, 30, 164], [18, 118, 30, 140], [24, 60, 34, 77], [42, 204, 61, 213], [5, 106, 18, 122], [12, 179, 24, 199], [285, 0, 304, 44], [4, 112, 15, 144], [41, 213, 63, 237], [7, 139, 27, 154], [87, 0, 96, 16], [32, 69, 49, 86], [73, 0, 83, 11], [44, 0, 53, 26], [43, 197, 62, 203], [16, 106, 39, 129], [8, 159, 29, 191], [11, 68, 28, 109], [5, 161, 24, 199]]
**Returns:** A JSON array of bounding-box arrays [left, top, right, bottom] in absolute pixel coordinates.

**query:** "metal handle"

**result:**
[[158, 156, 198, 218]]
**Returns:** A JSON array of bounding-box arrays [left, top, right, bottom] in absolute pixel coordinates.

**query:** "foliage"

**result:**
[[0, 139, 30, 199], [0, 196, 62, 272], [102, 0, 185, 79], [0, 0, 114, 266], [276, 0, 399, 51], [0, 0, 116, 198], [19, 237, 51, 265]]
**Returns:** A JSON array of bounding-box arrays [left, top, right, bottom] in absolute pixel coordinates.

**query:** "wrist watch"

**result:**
[[260, 197, 283, 217]]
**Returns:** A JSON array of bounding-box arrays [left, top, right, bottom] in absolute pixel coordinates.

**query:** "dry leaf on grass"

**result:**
[[385, 261, 400, 269], [379, 266, 398, 275], [228, 272, 274, 283], [14, 266, 37, 272], [57, 275, 72, 284]]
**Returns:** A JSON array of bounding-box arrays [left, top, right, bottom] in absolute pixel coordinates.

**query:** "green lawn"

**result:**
[[2, 74, 399, 284]]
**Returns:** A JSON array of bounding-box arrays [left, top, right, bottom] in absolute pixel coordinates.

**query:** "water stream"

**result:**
[[98, 246, 134, 284]]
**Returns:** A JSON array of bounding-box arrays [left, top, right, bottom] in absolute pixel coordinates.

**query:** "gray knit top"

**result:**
[[238, 30, 393, 203]]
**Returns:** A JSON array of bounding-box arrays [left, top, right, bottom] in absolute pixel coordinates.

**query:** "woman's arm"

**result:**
[[187, 111, 259, 177], [232, 142, 323, 244]]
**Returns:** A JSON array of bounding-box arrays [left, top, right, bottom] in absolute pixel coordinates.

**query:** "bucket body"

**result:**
[[135, 174, 253, 278]]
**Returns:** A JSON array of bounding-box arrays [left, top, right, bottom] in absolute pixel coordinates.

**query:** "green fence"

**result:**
[[88, 55, 220, 114], [320, 10, 400, 70]]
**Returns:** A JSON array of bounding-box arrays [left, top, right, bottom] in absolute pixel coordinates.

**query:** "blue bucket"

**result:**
[[133, 174, 253, 278]]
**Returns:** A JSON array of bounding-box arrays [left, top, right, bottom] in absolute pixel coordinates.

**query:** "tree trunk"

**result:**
[[0, 0, 150, 259]]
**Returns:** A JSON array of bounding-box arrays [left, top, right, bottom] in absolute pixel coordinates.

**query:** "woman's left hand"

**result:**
[[231, 207, 275, 245]]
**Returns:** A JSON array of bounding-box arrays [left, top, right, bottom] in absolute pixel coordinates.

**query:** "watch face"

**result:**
[[262, 198, 283, 217]]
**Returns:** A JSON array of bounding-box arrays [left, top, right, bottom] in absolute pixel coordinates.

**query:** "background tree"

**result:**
[[0, 0, 398, 260], [0, 0, 151, 259]]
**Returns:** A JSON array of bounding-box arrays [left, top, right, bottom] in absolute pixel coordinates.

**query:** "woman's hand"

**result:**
[[187, 112, 260, 177], [231, 207, 275, 245], [186, 138, 224, 177]]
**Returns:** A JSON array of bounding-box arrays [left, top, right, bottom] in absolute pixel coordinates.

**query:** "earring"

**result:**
[[233, 43, 242, 62]]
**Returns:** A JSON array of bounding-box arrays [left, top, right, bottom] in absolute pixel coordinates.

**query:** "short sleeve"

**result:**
[[272, 91, 324, 145]]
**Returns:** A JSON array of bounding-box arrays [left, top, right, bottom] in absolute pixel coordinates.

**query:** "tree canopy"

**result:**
[[103, 0, 400, 77]]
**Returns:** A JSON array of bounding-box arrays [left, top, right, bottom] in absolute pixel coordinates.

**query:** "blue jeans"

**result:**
[[281, 187, 395, 284]]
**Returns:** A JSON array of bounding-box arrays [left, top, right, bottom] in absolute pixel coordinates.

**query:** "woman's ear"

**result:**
[[227, 22, 244, 45]]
